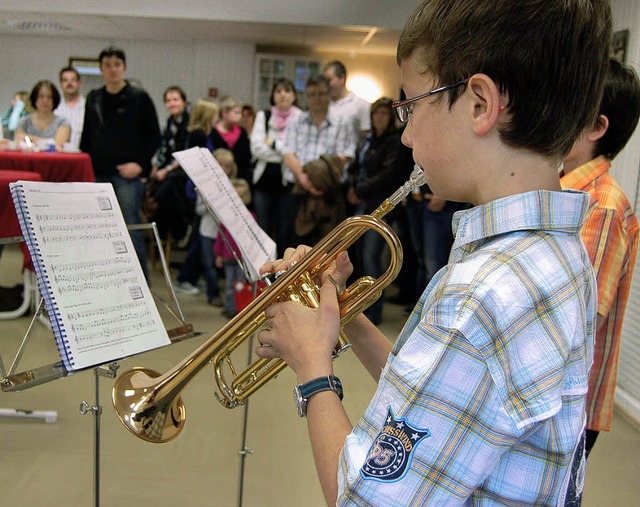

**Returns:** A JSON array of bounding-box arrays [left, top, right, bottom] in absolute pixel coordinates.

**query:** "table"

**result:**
[[0, 151, 95, 183], [0, 170, 43, 241], [0, 170, 42, 318], [0, 153, 94, 318]]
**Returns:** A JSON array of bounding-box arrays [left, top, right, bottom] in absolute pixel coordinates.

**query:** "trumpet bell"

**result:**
[[112, 366, 186, 443]]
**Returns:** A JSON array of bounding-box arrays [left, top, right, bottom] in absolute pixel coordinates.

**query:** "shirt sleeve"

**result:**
[[281, 114, 300, 155], [336, 120, 357, 160], [15, 115, 29, 132], [250, 111, 279, 162], [580, 206, 627, 317]]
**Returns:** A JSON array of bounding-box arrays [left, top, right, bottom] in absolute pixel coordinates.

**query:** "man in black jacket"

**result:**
[[80, 46, 161, 281]]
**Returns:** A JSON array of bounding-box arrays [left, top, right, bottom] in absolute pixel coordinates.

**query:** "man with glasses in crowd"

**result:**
[[282, 75, 356, 240]]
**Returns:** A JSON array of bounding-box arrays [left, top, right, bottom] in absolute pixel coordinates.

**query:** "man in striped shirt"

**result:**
[[54, 66, 85, 150], [561, 58, 640, 458]]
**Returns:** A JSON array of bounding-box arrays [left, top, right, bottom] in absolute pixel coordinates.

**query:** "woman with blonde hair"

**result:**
[[174, 99, 222, 298], [187, 99, 219, 147]]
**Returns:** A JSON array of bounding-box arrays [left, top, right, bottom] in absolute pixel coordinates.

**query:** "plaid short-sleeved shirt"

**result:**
[[338, 190, 596, 506], [281, 112, 357, 173], [561, 156, 639, 431]]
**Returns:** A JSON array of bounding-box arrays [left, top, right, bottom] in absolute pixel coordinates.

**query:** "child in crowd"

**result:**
[[174, 99, 220, 296], [194, 186, 223, 307], [208, 96, 253, 185], [213, 148, 252, 319], [256, 0, 611, 505]]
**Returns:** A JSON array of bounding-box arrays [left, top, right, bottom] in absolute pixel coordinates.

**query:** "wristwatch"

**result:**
[[293, 375, 343, 417]]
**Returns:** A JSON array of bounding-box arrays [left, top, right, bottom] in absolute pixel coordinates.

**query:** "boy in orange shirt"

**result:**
[[561, 57, 640, 457]]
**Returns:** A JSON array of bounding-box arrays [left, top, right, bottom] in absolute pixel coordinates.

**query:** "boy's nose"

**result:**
[[401, 125, 413, 148]]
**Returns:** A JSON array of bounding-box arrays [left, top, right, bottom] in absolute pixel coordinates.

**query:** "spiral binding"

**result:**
[[9, 183, 74, 371]]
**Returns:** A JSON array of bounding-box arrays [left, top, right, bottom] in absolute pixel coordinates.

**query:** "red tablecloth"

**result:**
[[0, 151, 95, 183], [0, 170, 44, 271]]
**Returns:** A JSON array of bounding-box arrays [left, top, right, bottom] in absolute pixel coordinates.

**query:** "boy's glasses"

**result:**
[[392, 79, 468, 123]]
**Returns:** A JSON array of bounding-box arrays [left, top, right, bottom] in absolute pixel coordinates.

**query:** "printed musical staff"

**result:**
[[9, 181, 171, 371]]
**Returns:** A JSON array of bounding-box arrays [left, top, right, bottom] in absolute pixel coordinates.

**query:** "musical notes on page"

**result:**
[[9, 181, 170, 371], [174, 147, 277, 281]]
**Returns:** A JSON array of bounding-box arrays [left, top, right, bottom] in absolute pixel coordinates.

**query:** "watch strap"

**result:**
[[298, 375, 343, 400], [295, 375, 343, 417]]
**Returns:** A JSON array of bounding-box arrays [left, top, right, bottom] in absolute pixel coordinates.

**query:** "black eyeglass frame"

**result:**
[[392, 79, 469, 123]]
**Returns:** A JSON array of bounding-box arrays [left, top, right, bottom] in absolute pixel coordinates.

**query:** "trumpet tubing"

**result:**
[[112, 167, 425, 443]]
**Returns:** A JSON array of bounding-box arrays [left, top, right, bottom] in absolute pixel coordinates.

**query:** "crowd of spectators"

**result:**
[[1, 49, 455, 323]]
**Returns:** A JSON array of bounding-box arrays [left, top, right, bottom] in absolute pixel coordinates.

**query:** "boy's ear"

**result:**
[[467, 74, 502, 136], [586, 114, 609, 142]]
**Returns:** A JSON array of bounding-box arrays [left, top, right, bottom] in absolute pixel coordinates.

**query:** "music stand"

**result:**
[[198, 195, 266, 507], [0, 222, 198, 507]]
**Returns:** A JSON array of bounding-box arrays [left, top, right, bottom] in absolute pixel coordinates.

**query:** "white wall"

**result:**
[[0, 33, 256, 124], [1, 0, 418, 29]]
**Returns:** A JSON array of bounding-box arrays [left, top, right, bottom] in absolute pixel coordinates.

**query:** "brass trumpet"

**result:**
[[112, 166, 425, 443]]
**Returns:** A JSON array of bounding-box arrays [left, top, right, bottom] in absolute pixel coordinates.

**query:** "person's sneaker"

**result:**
[[208, 296, 223, 307], [173, 280, 200, 296]]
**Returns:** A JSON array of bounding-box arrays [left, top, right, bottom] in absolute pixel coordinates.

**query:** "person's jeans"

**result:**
[[177, 217, 202, 286], [422, 206, 455, 284], [98, 174, 148, 282], [361, 225, 387, 324], [200, 235, 220, 302], [223, 261, 245, 314], [253, 188, 295, 258], [405, 198, 426, 300], [564, 430, 586, 506]]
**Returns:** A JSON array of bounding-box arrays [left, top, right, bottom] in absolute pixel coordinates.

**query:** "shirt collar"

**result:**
[[302, 111, 332, 128], [560, 155, 611, 191], [452, 190, 590, 252]]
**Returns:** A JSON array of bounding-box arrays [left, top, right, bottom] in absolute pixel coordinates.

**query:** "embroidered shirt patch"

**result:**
[[360, 407, 431, 482]]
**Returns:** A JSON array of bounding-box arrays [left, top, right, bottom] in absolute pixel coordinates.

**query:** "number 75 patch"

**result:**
[[360, 406, 431, 482]]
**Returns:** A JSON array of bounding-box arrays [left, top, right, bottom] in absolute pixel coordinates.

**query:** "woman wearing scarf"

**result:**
[[250, 78, 302, 256]]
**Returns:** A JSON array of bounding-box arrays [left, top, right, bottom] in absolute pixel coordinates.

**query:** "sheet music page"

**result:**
[[174, 147, 277, 280], [13, 181, 170, 370]]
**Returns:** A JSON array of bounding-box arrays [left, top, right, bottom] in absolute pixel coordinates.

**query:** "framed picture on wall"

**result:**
[[611, 30, 629, 64]]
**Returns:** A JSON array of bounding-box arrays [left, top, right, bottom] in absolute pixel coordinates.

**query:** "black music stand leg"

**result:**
[[236, 280, 262, 507], [80, 364, 118, 507], [237, 332, 255, 507]]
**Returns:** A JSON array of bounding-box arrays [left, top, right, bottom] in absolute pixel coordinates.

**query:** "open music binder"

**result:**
[[9, 180, 171, 371]]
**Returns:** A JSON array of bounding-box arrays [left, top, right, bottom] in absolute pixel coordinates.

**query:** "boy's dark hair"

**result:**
[[163, 85, 187, 102], [270, 77, 298, 106], [306, 75, 330, 92], [595, 58, 640, 160], [99, 46, 126, 65], [59, 66, 80, 81], [324, 60, 347, 79], [30, 80, 61, 110], [397, 0, 612, 158]]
